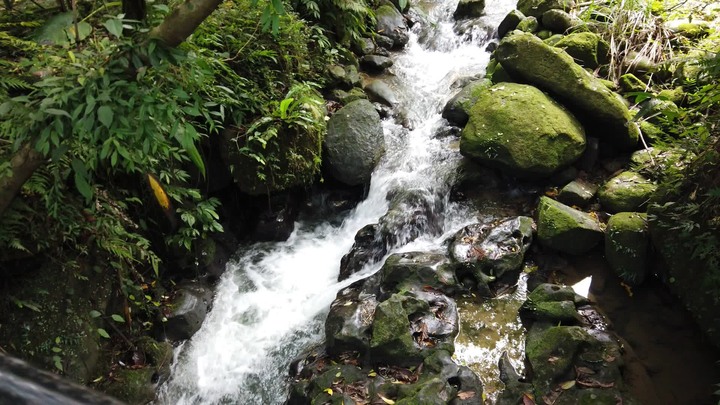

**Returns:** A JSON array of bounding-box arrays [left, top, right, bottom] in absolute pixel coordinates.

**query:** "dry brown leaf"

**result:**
[[522, 393, 536, 405], [457, 391, 475, 400]]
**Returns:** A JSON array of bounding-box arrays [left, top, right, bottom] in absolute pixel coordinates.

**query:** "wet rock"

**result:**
[[517, 0, 573, 18], [360, 55, 394, 72], [557, 179, 598, 207], [442, 79, 492, 126], [448, 216, 535, 283], [527, 283, 590, 305], [370, 291, 458, 366], [330, 88, 367, 105], [497, 9, 524, 38], [379, 252, 459, 295], [496, 31, 640, 150], [516, 16, 539, 33], [541, 9, 580, 33], [339, 224, 386, 282], [325, 281, 379, 355], [252, 197, 299, 241], [379, 188, 444, 246], [453, 0, 485, 20], [460, 82, 586, 178], [355, 37, 376, 55], [605, 212, 649, 285], [375, 34, 395, 50], [162, 281, 213, 341], [328, 64, 357, 90], [434, 125, 461, 139], [598, 171, 657, 213], [364, 79, 399, 107], [375, 4, 409, 49], [553, 31, 610, 69], [325, 99, 386, 186], [576, 136, 599, 171], [537, 196, 603, 255]]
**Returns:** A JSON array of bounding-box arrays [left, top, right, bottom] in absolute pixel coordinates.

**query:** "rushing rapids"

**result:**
[[157, 0, 518, 402]]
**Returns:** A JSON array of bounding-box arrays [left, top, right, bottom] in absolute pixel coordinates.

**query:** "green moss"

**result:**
[[526, 326, 591, 395], [536, 196, 603, 254], [104, 368, 156, 404], [460, 82, 586, 178], [553, 32, 609, 68], [370, 293, 428, 365], [619, 73, 646, 93], [605, 212, 649, 285], [496, 32, 640, 150], [598, 171, 657, 213]]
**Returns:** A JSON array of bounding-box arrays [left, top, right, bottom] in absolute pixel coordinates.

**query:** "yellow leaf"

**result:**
[[324, 388, 333, 396], [378, 394, 395, 404], [335, 372, 341, 378], [368, 371, 377, 377], [147, 173, 170, 210], [560, 380, 575, 390]]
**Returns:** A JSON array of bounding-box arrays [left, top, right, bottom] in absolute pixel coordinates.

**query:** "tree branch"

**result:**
[[149, 0, 224, 47], [0, 143, 45, 217]]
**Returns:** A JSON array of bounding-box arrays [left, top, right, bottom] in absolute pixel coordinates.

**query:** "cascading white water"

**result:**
[[157, 0, 516, 402]]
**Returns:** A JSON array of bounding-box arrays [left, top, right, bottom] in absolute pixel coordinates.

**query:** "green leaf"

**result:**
[[97, 328, 110, 339], [97, 106, 114, 128], [89, 310, 102, 318], [71, 159, 93, 200], [178, 123, 206, 178], [111, 314, 125, 323], [103, 18, 123, 39], [45, 108, 71, 118]]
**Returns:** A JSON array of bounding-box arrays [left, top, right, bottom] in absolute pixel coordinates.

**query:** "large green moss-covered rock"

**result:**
[[380, 252, 458, 294], [517, 0, 573, 18], [496, 32, 640, 150], [460, 82, 585, 178], [537, 196, 603, 254], [598, 171, 657, 213], [606, 212, 649, 285], [553, 31, 609, 69], [325, 99, 385, 186], [517, 16, 539, 33]]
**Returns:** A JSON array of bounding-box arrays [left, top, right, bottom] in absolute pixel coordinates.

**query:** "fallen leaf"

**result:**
[[378, 394, 395, 404], [522, 393, 536, 405], [575, 366, 595, 375], [560, 380, 575, 390], [457, 391, 475, 400], [368, 371, 377, 377], [324, 388, 333, 396], [547, 356, 560, 364]]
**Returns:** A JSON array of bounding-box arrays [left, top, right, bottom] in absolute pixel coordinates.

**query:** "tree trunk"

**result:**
[[149, 0, 224, 47], [0, 143, 45, 217]]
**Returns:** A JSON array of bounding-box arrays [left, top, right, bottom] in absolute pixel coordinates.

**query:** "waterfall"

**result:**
[[157, 0, 517, 402]]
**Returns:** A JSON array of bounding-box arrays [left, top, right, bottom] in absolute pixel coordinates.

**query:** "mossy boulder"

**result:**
[[553, 31, 609, 69], [666, 19, 711, 39], [619, 73, 646, 93], [375, 4, 409, 49], [369, 292, 457, 366], [526, 326, 592, 393], [541, 9, 580, 33], [517, 16, 539, 33], [325, 283, 378, 354], [537, 196, 603, 254], [460, 82, 586, 178], [598, 171, 657, 213], [496, 32, 640, 150], [324, 99, 386, 186], [442, 79, 492, 126], [605, 212, 649, 285], [497, 10, 525, 38], [517, 0, 573, 18], [453, 0, 485, 20]]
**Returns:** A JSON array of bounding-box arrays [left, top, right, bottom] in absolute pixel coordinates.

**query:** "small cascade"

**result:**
[[157, 0, 518, 403]]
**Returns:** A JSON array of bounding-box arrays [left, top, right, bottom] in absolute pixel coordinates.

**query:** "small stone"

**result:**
[[557, 179, 598, 207], [537, 196, 603, 255], [497, 10, 525, 38]]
